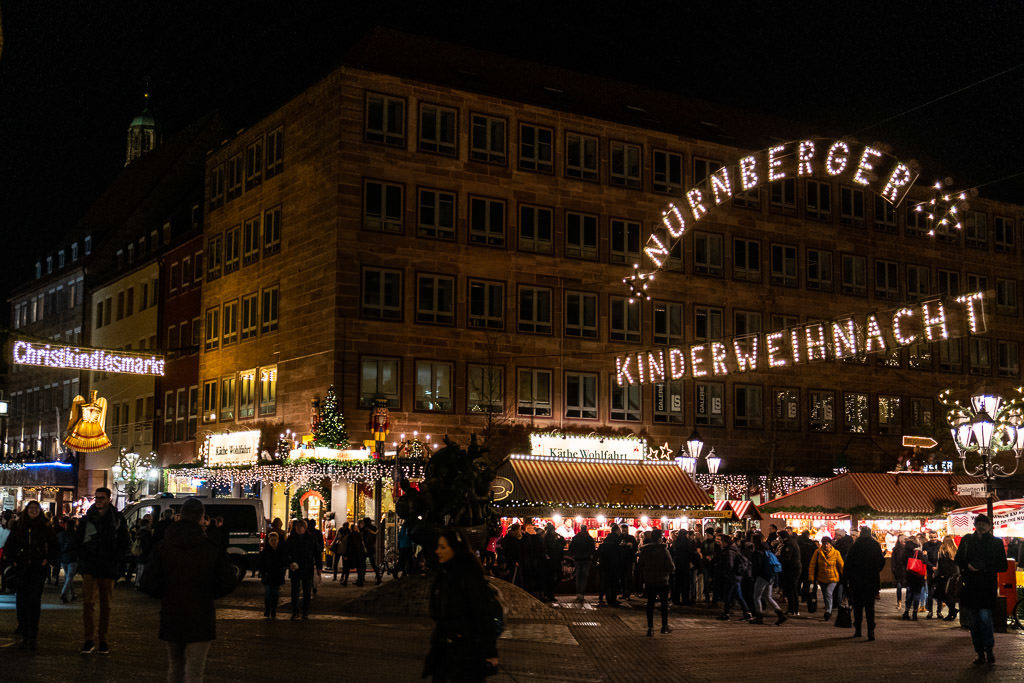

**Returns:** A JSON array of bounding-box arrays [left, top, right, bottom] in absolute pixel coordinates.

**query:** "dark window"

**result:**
[[470, 114, 506, 164], [653, 150, 682, 194], [418, 189, 456, 240], [365, 93, 405, 146], [565, 291, 598, 338], [518, 123, 553, 173], [565, 212, 598, 260], [416, 274, 455, 325], [470, 197, 505, 246], [519, 205, 553, 253], [265, 127, 284, 178], [565, 132, 598, 180], [610, 219, 641, 264], [418, 103, 457, 156], [610, 141, 641, 188], [468, 280, 504, 330], [364, 180, 404, 233], [518, 286, 552, 334], [362, 268, 402, 320]]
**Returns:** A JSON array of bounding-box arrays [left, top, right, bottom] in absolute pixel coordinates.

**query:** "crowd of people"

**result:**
[[492, 515, 1017, 663]]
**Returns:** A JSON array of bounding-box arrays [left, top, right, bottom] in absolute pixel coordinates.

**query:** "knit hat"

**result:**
[[181, 497, 204, 521]]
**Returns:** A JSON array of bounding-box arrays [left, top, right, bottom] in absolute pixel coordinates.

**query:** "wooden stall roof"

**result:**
[[496, 456, 714, 513], [759, 472, 987, 516]]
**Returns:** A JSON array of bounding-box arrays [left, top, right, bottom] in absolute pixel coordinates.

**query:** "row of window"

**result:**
[[94, 277, 159, 329], [167, 249, 205, 297], [359, 91, 1023, 251], [162, 385, 199, 443], [107, 396, 156, 436], [357, 355, 947, 433], [200, 366, 278, 423], [359, 267, 1022, 353], [205, 206, 282, 281], [13, 277, 85, 328], [6, 378, 81, 420], [203, 286, 280, 351], [209, 128, 284, 209], [34, 237, 92, 280]]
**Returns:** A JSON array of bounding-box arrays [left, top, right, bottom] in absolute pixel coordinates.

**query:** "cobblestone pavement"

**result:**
[[2, 578, 1022, 682]]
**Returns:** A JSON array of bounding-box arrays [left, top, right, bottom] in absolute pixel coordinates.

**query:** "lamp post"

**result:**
[[944, 390, 1024, 522], [112, 448, 157, 505], [675, 428, 723, 475]]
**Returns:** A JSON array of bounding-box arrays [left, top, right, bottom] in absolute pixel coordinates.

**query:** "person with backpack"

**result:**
[[716, 535, 751, 621], [423, 529, 500, 680], [637, 528, 674, 636], [808, 536, 844, 621], [750, 533, 786, 625]]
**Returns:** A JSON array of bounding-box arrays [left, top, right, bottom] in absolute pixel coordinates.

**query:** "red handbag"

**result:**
[[906, 550, 927, 577]]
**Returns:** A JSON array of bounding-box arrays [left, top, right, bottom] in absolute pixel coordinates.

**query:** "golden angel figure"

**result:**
[[63, 389, 112, 452]]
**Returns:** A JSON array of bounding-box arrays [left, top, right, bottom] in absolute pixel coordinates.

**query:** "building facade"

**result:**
[[193, 32, 1024, 478]]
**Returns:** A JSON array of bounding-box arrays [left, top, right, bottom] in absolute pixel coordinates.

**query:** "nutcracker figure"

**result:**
[[368, 398, 391, 458]]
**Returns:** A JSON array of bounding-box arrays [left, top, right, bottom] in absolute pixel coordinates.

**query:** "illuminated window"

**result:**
[[808, 390, 835, 432], [365, 92, 405, 146], [773, 388, 800, 431], [843, 392, 868, 434], [468, 365, 503, 414], [418, 103, 457, 156], [364, 180, 404, 234], [219, 375, 236, 421], [908, 342, 932, 371], [418, 189, 456, 240], [244, 139, 263, 190], [240, 293, 258, 340], [517, 368, 552, 417], [695, 382, 724, 427], [259, 366, 277, 416], [470, 113, 505, 164], [566, 132, 599, 181], [610, 219, 641, 264], [224, 227, 240, 274], [242, 216, 260, 266], [263, 206, 281, 256], [519, 204, 553, 254], [221, 300, 238, 345], [770, 244, 798, 287], [653, 301, 683, 346], [565, 212, 598, 260], [415, 361, 452, 412], [610, 375, 641, 421], [877, 395, 901, 435], [565, 291, 598, 338], [360, 357, 399, 409], [518, 123, 553, 173]]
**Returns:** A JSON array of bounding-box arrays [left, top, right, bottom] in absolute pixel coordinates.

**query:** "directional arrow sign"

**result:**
[[902, 436, 938, 449]]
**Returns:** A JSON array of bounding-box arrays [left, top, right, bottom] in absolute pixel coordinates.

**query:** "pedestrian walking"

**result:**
[[796, 530, 817, 610], [777, 530, 802, 615], [3, 500, 58, 650], [76, 486, 129, 655], [716, 535, 751, 621], [637, 528, 674, 636], [133, 517, 154, 589], [568, 525, 595, 604], [344, 521, 367, 586], [361, 517, 382, 585], [541, 523, 564, 601], [58, 517, 80, 603], [307, 518, 325, 593], [807, 536, 844, 621], [285, 519, 318, 619], [141, 497, 238, 683], [750, 533, 786, 625], [954, 514, 1008, 666], [933, 535, 960, 621], [258, 531, 288, 617], [921, 529, 941, 618], [901, 538, 931, 620], [842, 526, 884, 640], [671, 529, 694, 606], [890, 533, 908, 609], [597, 525, 621, 607], [423, 529, 500, 681], [331, 522, 350, 581], [617, 524, 638, 600]]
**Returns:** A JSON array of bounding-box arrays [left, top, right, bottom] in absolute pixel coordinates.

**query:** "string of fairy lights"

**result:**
[[164, 458, 426, 490]]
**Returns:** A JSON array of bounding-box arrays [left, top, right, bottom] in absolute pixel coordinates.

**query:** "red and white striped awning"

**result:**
[[767, 512, 851, 521]]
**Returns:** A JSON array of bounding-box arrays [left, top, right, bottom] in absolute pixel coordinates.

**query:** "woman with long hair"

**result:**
[[891, 533, 907, 609], [901, 538, 932, 620], [933, 535, 960, 621], [3, 501, 58, 650], [423, 529, 500, 681]]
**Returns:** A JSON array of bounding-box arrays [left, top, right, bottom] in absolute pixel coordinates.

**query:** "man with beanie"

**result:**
[[142, 497, 238, 682], [842, 526, 885, 640], [955, 514, 1008, 665], [637, 528, 674, 636]]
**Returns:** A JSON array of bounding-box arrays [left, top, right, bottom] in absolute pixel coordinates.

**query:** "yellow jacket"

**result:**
[[808, 545, 844, 584]]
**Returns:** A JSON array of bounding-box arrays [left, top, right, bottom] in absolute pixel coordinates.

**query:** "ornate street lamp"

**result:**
[[112, 448, 157, 504], [943, 390, 1024, 521], [675, 428, 723, 475]]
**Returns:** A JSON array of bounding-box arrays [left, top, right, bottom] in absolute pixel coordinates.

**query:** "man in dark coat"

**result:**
[[541, 524, 564, 602], [519, 521, 547, 598], [843, 526, 885, 640], [796, 530, 817, 608], [777, 530, 802, 615], [141, 497, 237, 681], [716, 536, 751, 621], [638, 529, 675, 636], [671, 529, 694, 606], [285, 519, 319, 618], [75, 487, 129, 655], [617, 524, 638, 600], [152, 508, 174, 546], [955, 514, 1008, 665], [597, 525, 621, 606], [921, 529, 942, 618], [568, 525, 595, 603]]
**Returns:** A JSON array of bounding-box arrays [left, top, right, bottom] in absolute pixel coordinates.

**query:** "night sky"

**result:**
[[2, 1, 1023, 308]]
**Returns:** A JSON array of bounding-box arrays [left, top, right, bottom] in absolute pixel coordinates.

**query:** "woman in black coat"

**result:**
[[4, 500, 58, 650], [258, 531, 289, 618], [843, 526, 885, 640], [423, 529, 499, 682], [890, 534, 908, 608]]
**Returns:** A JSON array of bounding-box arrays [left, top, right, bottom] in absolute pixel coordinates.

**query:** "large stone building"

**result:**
[[193, 29, 1023, 484]]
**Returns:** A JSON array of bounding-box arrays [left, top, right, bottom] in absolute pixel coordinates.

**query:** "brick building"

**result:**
[[196, 29, 1023, 483]]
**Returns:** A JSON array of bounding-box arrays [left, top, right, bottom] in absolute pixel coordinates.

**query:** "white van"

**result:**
[[123, 494, 266, 577]]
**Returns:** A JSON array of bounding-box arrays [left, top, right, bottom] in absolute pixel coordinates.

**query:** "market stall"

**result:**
[[759, 472, 986, 551], [948, 499, 1024, 537]]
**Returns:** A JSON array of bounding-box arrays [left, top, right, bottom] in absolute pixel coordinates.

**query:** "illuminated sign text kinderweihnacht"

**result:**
[[12, 340, 165, 376], [616, 292, 986, 386]]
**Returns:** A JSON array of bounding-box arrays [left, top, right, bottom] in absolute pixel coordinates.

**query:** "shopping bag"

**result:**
[[907, 552, 927, 578], [834, 604, 852, 628]]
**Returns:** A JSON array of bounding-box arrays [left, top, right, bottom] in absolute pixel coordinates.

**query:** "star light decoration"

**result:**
[[623, 263, 655, 303], [911, 180, 971, 237]]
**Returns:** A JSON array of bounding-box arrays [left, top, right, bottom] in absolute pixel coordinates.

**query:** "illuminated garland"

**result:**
[[164, 458, 425, 489], [693, 474, 826, 500], [0, 463, 27, 471], [498, 500, 713, 513]]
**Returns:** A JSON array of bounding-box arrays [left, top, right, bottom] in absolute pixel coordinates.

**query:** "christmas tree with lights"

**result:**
[[313, 385, 349, 449]]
